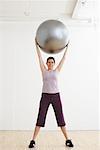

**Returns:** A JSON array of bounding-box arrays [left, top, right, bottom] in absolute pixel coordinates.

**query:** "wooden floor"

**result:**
[[0, 130, 99, 150]]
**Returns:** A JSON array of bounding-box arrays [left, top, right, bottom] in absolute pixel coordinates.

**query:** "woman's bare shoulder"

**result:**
[[41, 68, 47, 74], [54, 68, 60, 73]]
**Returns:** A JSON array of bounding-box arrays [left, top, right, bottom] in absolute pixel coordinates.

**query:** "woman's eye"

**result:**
[[48, 62, 53, 64]]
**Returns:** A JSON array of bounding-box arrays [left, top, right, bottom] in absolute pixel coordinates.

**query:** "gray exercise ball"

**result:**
[[35, 20, 70, 54]]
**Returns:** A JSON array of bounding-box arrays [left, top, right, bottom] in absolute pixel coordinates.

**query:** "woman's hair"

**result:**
[[47, 57, 55, 63]]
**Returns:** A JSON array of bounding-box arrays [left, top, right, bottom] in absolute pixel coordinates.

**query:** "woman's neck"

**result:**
[[48, 68, 53, 71]]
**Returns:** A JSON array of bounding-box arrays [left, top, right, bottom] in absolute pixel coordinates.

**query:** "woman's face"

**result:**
[[46, 59, 55, 70]]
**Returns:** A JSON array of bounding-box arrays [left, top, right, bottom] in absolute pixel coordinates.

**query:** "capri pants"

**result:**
[[36, 92, 66, 127]]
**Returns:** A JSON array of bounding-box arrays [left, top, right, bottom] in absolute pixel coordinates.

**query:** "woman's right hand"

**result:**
[[35, 38, 40, 50], [35, 38, 37, 45]]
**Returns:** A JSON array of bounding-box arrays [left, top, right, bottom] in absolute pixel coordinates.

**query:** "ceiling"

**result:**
[[0, 0, 97, 23]]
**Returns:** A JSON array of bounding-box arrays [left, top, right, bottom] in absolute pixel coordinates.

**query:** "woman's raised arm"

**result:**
[[55, 43, 69, 72], [35, 39, 47, 73]]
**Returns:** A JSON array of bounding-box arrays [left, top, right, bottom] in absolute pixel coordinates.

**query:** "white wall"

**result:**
[[0, 21, 99, 130]]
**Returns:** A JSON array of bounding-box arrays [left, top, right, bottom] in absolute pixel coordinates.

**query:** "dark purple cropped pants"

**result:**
[[36, 93, 66, 127]]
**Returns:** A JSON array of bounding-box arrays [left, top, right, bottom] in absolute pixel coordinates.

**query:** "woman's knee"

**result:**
[[36, 125, 41, 128]]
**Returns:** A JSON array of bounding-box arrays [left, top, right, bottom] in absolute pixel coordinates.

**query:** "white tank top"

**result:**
[[42, 69, 59, 93]]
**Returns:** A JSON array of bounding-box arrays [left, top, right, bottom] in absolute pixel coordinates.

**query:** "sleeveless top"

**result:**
[[42, 69, 59, 93]]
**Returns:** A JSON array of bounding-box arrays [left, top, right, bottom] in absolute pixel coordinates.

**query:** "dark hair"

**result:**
[[47, 57, 55, 63]]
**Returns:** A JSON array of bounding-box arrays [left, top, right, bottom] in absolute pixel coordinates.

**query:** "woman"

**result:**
[[28, 40, 74, 148]]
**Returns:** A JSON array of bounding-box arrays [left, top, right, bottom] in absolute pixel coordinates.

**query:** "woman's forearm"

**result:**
[[59, 45, 68, 63], [64, 44, 69, 56], [35, 41, 41, 57], [35, 42, 43, 62], [35, 39, 46, 71], [56, 44, 69, 71]]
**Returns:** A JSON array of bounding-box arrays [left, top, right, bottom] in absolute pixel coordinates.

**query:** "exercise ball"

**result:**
[[35, 20, 70, 54]]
